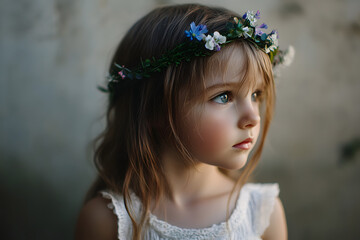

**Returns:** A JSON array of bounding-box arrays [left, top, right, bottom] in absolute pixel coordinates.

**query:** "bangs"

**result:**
[[203, 40, 274, 99], [171, 40, 275, 134], [176, 40, 275, 133]]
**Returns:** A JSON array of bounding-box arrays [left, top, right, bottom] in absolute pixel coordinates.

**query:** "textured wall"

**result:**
[[1, 0, 359, 239]]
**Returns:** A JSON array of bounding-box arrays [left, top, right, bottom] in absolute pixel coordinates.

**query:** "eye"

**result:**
[[212, 91, 232, 104], [251, 90, 263, 102]]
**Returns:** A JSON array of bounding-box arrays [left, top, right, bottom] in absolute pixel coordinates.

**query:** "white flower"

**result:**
[[213, 31, 226, 44], [266, 32, 279, 52], [204, 35, 215, 50], [282, 45, 295, 66], [244, 11, 258, 26], [241, 27, 253, 38], [204, 31, 226, 51], [268, 44, 277, 52], [270, 32, 279, 47]]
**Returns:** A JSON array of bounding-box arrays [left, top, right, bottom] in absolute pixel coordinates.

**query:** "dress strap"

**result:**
[[100, 191, 133, 240]]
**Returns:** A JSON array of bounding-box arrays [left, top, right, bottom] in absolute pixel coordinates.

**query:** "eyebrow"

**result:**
[[205, 80, 265, 92], [205, 82, 239, 91]]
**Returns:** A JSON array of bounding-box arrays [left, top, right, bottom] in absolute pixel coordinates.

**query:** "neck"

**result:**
[[159, 147, 235, 207]]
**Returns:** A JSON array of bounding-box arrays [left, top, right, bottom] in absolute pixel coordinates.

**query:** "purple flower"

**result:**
[[185, 22, 208, 41], [255, 23, 268, 36], [242, 12, 247, 19], [255, 10, 261, 19], [258, 23, 268, 29], [255, 28, 264, 36]]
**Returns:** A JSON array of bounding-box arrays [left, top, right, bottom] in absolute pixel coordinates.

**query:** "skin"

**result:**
[[75, 48, 287, 239], [177, 69, 262, 170], [151, 49, 263, 228], [75, 196, 118, 240]]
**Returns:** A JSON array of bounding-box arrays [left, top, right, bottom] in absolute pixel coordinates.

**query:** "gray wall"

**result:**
[[1, 0, 359, 239]]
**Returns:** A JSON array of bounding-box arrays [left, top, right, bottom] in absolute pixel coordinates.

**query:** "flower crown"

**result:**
[[102, 11, 294, 92]]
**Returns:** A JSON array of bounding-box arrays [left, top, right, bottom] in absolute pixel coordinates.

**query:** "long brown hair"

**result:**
[[86, 4, 275, 239]]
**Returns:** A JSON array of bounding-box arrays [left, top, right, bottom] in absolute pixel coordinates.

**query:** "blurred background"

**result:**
[[1, 0, 359, 239]]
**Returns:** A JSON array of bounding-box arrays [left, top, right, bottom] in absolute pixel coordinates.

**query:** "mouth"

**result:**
[[232, 138, 253, 150]]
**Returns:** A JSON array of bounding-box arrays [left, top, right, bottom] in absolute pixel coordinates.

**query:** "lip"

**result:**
[[232, 138, 253, 150]]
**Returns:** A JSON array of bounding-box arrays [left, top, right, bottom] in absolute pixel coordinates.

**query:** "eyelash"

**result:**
[[211, 90, 264, 104], [212, 91, 233, 104]]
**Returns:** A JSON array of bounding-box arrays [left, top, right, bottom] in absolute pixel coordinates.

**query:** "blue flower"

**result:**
[[185, 22, 208, 41]]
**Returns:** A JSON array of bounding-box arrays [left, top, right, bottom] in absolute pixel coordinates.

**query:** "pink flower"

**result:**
[[119, 70, 126, 79]]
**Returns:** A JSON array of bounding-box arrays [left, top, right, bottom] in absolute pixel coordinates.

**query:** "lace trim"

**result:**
[[99, 183, 279, 240], [147, 185, 250, 239], [100, 191, 130, 240]]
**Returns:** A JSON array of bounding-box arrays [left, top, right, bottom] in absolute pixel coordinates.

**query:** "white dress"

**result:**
[[100, 183, 279, 240]]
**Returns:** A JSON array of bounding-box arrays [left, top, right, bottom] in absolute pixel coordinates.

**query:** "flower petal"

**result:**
[[255, 10, 261, 19], [259, 23, 268, 29]]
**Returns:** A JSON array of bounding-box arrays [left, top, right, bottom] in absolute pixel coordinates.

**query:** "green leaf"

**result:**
[[261, 33, 267, 41], [97, 85, 109, 93]]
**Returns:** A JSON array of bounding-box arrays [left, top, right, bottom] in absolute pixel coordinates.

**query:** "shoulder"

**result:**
[[242, 183, 287, 239], [261, 197, 288, 240], [75, 195, 118, 240]]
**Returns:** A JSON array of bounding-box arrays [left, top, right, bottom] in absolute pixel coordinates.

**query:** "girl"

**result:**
[[76, 3, 291, 240]]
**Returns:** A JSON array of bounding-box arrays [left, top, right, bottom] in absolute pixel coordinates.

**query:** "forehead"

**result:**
[[204, 43, 265, 91]]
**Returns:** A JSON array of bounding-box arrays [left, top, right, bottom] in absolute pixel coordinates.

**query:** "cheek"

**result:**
[[187, 111, 231, 154], [253, 122, 261, 142]]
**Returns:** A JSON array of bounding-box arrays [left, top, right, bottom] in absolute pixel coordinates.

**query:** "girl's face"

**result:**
[[179, 50, 264, 170]]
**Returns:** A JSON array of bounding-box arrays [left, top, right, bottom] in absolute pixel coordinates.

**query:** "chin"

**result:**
[[220, 157, 248, 170]]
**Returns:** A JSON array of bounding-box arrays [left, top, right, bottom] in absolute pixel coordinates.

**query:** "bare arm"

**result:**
[[262, 197, 288, 240], [74, 196, 118, 240]]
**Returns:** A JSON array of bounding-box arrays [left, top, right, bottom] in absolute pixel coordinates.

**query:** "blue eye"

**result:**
[[212, 91, 232, 104], [251, 90, 263, 102]]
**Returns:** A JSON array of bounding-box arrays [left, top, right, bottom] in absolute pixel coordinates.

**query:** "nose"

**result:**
[[237, 99, 260, 129]]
